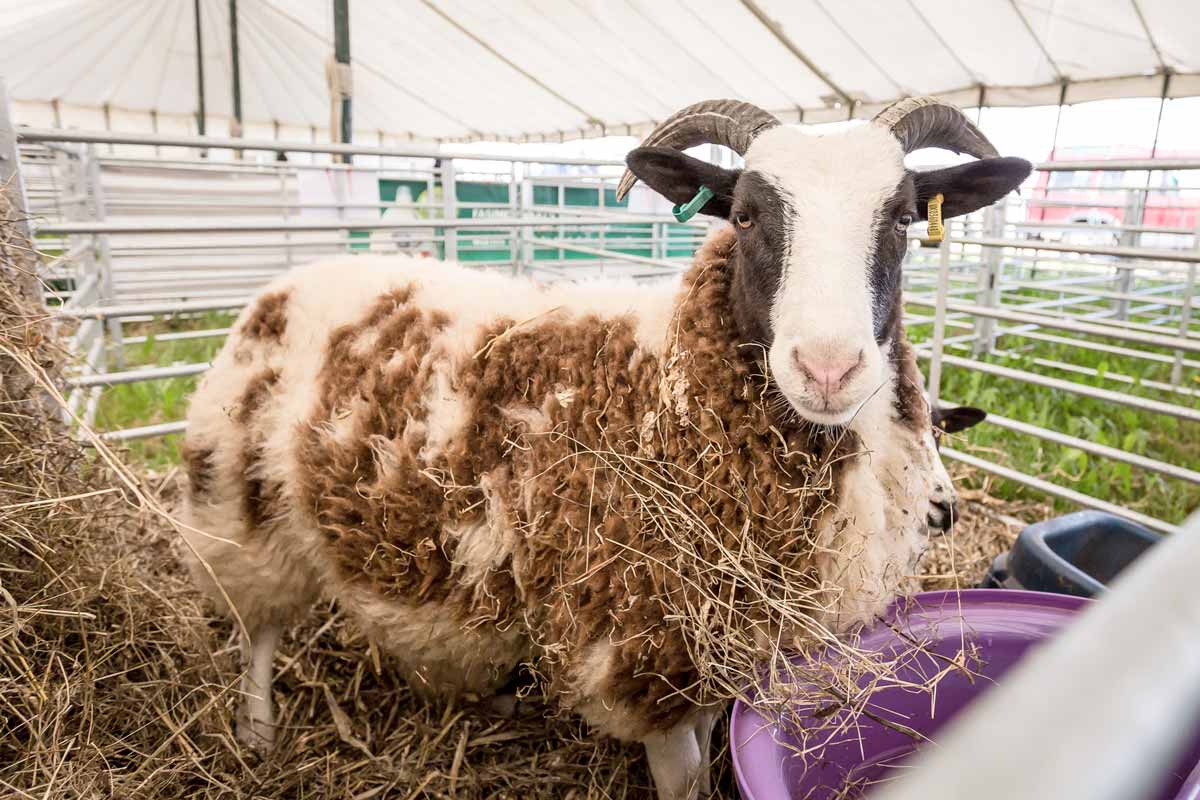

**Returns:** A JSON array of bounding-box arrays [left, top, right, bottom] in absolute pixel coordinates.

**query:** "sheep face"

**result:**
[[927, 403, 987, 532], [739, 125, 908, 425], [626, 127, 1029, 426]]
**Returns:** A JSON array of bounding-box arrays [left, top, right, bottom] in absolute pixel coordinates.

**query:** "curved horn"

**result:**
[[616, 99, 780, 201], [873, 96, 999, 160]]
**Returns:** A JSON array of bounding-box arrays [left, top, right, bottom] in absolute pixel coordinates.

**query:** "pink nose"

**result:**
[[792, 348, 864, 399]]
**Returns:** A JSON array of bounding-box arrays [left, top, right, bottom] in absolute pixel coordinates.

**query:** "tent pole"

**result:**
[[193, 0, 206, 138], [229, 0, 243, 154], [1048, 82, 1067, 161], [1149, 71, 1171, 160], [332, 0, 352, 164]]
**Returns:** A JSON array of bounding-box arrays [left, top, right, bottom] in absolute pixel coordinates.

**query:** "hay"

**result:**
[[0, 191, 682, 798], [920, 478, 1053, 592], [554, 426, 943, 760], [0, 185, 1039, 797]]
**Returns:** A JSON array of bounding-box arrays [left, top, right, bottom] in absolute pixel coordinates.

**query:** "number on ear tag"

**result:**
[[927, 193, 945, 243]]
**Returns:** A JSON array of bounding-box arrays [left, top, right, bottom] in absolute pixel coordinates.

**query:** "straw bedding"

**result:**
[[0, 196, 1028, 798]]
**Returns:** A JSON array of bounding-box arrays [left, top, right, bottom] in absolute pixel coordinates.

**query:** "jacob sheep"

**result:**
[[180, 97, 1029, 799]]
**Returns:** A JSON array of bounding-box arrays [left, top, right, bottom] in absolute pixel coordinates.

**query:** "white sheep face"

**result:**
[[744, 124, 909, 425]]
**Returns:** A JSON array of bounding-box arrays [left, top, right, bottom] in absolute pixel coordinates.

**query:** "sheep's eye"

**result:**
[[734, 212, 753, 229], [896, 213, 913, 234]]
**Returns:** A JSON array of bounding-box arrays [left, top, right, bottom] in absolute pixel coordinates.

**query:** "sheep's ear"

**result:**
[[913, 157, 1032, 219], [932, 405, 987, 434], [625, 147, 739, 218]]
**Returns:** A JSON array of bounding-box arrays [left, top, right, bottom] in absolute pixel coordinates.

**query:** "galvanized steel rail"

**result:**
[[9, 125, 1199, 533]]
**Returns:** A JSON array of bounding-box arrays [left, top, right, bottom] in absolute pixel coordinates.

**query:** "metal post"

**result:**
[[927, 236, 952, 408], [441, 158, 457, 261], [333, 165, 347, 252], [193, 0, 206, 137], [61, 146, 97, 310], [557, 182, 565, 265], [331, 0, 352, 163], [0, 78, 33, 250], [1173, 221, 1200, 385], [508, 162, 519, 274], [229, 0, 244, 153], [85, 146, 124, 368], [975, 204, 1001, 355], [280, 169, 293, 267], [598, 177, 606, 275], [1115, 187, 1146, 320], [0, 76, 45, 324], [518, 175, 533, 275]]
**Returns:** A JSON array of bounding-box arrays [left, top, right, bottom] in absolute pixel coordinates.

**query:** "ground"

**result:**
[[7, 333, 1034, 800], [1, 447, 1031, 799]]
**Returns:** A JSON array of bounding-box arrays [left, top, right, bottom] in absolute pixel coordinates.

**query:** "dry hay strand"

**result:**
[[919, 471, 1053, 592], [546, 394, 981, 770], [0, 196, 679, 798]]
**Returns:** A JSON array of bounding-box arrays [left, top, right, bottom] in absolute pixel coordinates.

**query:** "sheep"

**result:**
[[178, 97, 1029, 800], [926, 403, 988, 528]]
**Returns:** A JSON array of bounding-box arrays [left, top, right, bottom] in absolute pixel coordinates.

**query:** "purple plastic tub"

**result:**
[[731, 589, 1200, 800]]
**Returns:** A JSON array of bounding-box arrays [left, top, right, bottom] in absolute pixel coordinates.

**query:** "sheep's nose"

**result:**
[[793, 349, 864, 399], [928, 497, 958, 534]]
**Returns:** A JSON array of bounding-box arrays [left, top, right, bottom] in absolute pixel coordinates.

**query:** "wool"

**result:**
[[182, 227, 930, 742]]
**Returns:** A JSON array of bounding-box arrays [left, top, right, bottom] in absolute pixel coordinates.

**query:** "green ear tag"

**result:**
[[672, 185, 714, 223]]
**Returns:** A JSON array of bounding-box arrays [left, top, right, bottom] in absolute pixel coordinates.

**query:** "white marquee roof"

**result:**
[[1, 0, 1197, 143]]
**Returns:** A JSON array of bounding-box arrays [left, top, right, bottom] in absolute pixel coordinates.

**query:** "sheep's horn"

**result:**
[[873, 96, 999, 160], [615, 99, 780, 201]]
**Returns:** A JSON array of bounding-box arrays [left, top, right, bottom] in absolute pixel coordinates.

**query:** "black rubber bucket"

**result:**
[[982, 510, 1160, 598]]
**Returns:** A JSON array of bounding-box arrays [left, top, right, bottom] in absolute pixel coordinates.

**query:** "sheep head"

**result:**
[[620, 98, 1030, 427]]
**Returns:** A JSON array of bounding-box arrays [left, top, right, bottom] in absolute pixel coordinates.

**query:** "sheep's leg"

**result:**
[[643, 722, 702, 800], [693, 708, 721, 797], [237, 623, 282, 750]]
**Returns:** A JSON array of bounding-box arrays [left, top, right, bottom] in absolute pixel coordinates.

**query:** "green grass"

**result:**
[[910, 315, 1199, 526], [95, 313, 235, 470]]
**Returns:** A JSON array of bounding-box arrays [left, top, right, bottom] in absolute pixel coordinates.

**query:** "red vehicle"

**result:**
[[1028, 145, 1200, 248]]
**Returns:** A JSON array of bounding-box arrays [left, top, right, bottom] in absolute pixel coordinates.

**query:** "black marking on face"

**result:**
[[869, 177, 917, 345], [728, 171, 792, 352]]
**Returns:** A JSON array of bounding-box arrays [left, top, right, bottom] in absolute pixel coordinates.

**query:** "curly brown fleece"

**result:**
[[233, 229, 855, 736], [186, 229, 876, 737]]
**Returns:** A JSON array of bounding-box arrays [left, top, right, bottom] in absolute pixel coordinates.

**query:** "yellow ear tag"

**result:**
[[927, 193, 945, 243]]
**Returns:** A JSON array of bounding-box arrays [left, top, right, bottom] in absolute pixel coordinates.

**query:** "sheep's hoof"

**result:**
[[236, 714, 276, 752]]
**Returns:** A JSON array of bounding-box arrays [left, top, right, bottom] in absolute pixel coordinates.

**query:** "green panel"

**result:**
[[564, 186, 599, 206], [376, 178, 516, 262], [379, 179, 430, 203], [533, 185, 559, 206], [529, 183, 654, 260], [373, 178, 676, 265], [449, 182, 512, 262]]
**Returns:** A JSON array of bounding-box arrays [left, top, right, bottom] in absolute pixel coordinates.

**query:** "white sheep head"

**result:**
[[619, 97, 1031, 426]]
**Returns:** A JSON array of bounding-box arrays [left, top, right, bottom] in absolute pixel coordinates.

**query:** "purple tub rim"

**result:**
[[728, 588, 1092, 800]]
